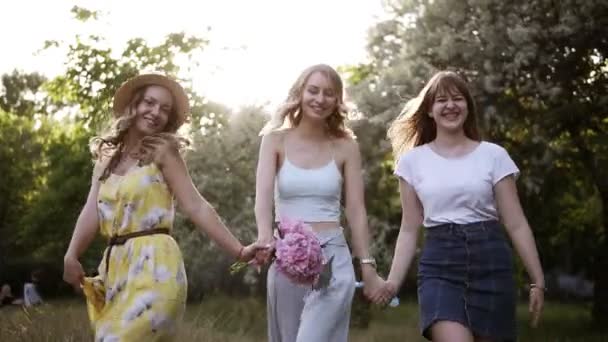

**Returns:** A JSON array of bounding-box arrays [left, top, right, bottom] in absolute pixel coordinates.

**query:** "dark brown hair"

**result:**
[[388, 71, 480, 156]]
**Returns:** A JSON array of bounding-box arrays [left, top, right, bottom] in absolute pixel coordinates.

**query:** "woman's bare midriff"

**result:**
[[307, 221, 341, 232]]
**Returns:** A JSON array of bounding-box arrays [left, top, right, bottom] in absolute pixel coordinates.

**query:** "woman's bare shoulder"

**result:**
[[334, 136, 360, 156], [261, 129, 292, 149]]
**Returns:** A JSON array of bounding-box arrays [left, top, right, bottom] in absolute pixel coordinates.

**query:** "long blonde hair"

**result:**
[[387, 71, 480, 156], [260, 64, 354, 138], [90, 85, 187, 181]]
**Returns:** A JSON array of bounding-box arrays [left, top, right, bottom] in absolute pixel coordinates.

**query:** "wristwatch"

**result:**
[[359, 257, 377, 268]]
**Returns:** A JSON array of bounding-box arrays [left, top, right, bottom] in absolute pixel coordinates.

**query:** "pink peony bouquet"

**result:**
[[229, 218, 326, 287], [274, 218, 325, 286]]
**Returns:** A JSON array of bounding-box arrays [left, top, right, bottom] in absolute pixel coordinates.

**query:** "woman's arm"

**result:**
[[386, 179, 423, 288], [341, 139, 385, 298], [64, 176, 101, 259], [342, 139, 372, 260], [141, 135, 255, 260], [495, 176, 544, 286], [254, 133, 279, 245], [63, 161, 103, 289], [495, 175, 544, 326]]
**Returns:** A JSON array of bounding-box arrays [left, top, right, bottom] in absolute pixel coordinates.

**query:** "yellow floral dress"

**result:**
[[82, 163, 187, 341]]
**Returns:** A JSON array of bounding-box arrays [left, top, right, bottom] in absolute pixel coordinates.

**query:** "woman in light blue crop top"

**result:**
[[379, 71, 545, 342], [254, 64, 391, 342]]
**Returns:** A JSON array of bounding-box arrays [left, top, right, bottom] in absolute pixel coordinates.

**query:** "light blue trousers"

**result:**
[[267, 228, 356, 342]]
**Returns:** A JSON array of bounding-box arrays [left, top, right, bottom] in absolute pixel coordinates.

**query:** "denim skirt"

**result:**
[[417, 220, 516, 341]]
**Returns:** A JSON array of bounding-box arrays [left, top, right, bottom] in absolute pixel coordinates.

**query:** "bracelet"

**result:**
[[360, 257, 377, 268], [529, 283, 547, 291]]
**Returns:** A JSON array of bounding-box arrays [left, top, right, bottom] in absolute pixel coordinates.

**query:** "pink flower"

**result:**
[[274, 218, 324, 286]]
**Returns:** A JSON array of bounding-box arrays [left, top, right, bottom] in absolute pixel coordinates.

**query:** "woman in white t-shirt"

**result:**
[[380, 71, 545, 342]]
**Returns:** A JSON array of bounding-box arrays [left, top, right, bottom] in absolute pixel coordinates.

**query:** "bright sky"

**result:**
[[0, 0, 386, 110]]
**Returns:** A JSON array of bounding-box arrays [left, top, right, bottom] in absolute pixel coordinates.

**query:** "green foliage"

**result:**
[[2, 2, 607, 329], [16, 122, 105, 272], [43, 9, 208, 129], [0, 110, 101, 280], [0, 8, 219, 292], [0, 112, 44, 260], [0, 71, 47, 117], [347, 0, 608, 323], [70, 6, 99, 22], [174, 106, 269, 299]]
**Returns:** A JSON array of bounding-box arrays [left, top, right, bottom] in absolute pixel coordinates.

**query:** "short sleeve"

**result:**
[[492, 146, 520, 185], [394, 152, 415, 185]]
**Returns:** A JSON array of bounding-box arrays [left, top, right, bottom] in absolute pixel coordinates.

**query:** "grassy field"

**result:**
[[0, 296, 605, 341]]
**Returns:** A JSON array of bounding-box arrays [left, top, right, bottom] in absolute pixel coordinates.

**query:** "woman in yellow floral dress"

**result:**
[[62, 74, 261, 341]]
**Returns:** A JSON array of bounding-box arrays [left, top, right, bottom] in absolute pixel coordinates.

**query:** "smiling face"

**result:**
[[131, 85, 175, 135], [414, 71, 479, 141], [430, 86, 469, 133], [300, 71, 339, 123]]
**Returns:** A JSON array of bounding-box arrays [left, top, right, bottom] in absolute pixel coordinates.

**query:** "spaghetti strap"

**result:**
[[328, 139, 340, 174], [328, 139, 337, 162]]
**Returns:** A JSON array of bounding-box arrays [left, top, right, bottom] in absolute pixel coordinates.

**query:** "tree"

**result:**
[[348, 0, 608, 324], [0, 6, 227, 294], [43, 6, 209, 129], [0, 113, 43, 265], [174, 105, 269, 299], [0, 71, 47, 117]]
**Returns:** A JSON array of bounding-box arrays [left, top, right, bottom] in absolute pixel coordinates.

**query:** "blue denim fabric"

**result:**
[[418, 220, 516, 341]]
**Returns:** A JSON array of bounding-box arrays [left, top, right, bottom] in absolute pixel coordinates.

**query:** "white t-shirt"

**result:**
[[23, 282, 42, 307], [394, 141, 519, 227]]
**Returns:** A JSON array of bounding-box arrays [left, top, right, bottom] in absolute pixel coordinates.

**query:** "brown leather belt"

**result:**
[[104, 228, 170, 276]]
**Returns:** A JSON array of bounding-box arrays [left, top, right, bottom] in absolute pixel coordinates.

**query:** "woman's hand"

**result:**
[[63, 255, 84, 291], [252, 234, 275, 266], [373, 279, 399, 306], [239, 242, 271, 263], [137, 133, 186, 166], [529, 286, 545, 327], [361, 266, 391, 304]]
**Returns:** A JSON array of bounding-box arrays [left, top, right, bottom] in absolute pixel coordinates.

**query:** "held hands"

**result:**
[[63, 255, 85, 292], [361, 266, 396, 305], [376, 278, 399, 305], [238, 241, 270, 263], [252, 235, 276, 267], [373, 279, 399, 306], [229, 240, 274, 275]]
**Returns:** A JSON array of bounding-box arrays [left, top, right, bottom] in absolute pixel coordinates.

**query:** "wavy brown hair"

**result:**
[[260, 64, 354, 138], [387, 71, 480, 156], [90, 85, 187, 181]]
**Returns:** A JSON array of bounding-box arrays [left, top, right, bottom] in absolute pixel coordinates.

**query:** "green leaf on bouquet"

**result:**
[[313, 255, 334, 290], [229, 261, 249, 275]]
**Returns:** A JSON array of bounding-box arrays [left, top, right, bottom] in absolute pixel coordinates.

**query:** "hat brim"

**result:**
[[112, 74, 190, 127]]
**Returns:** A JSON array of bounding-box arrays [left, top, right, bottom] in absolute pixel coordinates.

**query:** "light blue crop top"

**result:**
[[274, 158, 342, 222]]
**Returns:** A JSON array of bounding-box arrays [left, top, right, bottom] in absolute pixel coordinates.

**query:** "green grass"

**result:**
[[0, 297, 604, 341]]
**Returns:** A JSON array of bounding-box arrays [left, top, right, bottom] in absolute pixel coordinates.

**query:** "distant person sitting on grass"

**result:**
[[0, 284, 23, 307], [23, 270, 43, 307]]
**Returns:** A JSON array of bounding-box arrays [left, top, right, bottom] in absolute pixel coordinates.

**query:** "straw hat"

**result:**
[[112, 73, 190, 127]]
